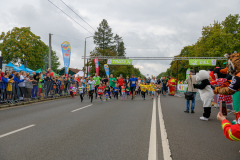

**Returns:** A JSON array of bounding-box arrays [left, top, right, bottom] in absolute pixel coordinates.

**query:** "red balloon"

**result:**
[[50, 72, 54, 76]]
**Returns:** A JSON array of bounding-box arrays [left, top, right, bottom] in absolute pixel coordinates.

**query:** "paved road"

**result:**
[[0, 94, 239, 160]]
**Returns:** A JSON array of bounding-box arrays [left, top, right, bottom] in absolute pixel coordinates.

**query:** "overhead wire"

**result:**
[[48, 0, 94, 35], [60, 0, 96, 32]]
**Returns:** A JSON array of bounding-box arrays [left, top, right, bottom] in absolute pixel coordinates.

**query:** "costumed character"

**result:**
[[213, 67, 233, 106], [168, 77, 176, 96], [214, 53, 240, 122], [194, 70, 214, 121]]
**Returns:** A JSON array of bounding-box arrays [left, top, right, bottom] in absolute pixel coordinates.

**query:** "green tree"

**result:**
[[0, 27, 60, 70], [94, 19, 113, 49]]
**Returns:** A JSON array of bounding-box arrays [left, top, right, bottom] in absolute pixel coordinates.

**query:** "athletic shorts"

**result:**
[[162, 87, 167, 91], [130, 86, 136, 93]]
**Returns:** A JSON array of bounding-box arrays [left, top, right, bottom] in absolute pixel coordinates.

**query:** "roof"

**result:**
[[59, 68, 82, 74]]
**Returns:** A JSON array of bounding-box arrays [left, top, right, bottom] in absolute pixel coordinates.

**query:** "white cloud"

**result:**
[[0, 0, 240, 76]]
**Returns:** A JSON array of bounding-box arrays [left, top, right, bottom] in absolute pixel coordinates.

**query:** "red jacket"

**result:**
[[222, 116, 240, 141], [118, 78, 125, 86]]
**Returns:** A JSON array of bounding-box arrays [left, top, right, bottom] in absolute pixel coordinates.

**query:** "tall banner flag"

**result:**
[[104, 64, 109, 78], [94, 57, 99, 76], [61, 41, 71, 76]]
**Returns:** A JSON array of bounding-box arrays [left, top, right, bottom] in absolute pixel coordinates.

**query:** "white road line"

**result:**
[[71, 104, 93, 112], [148, 98, 157, 160], [0, 124, 35, 139], [158, 96, 172, 160]]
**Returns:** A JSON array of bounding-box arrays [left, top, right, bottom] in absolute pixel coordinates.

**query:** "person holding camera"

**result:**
[[184, 69, 198, 113]]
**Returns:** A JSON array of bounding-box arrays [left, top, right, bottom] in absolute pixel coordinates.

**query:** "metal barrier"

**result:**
[[0, 79, 80, 104]]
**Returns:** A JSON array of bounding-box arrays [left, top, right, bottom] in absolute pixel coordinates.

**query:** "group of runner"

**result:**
[[69, 73, 174, 103]]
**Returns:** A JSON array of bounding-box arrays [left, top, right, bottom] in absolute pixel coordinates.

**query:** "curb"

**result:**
[[0, 95, 72, 109]]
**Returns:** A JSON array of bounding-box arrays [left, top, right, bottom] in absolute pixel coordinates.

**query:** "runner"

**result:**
[[93, 73, 101, 99], [129, 74, 138, 100], [88, 76, 96, 103], [109, 74, 117, 95], [118, 74, 125, 94], [140, 82, 147, 100], [113, 84, 119, 100], [97, 83, 104, 102], [105, 82, 111, 100], [162, 77, 168, 97], [78, 82, 85, 102], [121, 83, 126, 100]]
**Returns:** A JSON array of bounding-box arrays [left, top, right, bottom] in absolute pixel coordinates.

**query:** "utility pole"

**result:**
[[84, 36, 93, 76], [49, 33, 52, 69]]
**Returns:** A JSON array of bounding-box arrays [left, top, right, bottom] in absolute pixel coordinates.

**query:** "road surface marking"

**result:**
[[71, 104, 93, 112], [148, 98, 157, 160], [0, 124, 35, 139], [158, 96, 172, 160]]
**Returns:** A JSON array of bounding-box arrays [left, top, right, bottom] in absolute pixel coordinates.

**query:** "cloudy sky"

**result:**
[[1, 0, 239, 77]]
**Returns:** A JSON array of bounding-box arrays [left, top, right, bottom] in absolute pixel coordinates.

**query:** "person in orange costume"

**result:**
[[168, 76, 176, 96]]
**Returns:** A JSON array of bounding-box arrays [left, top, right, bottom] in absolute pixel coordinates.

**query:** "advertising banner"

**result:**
[[177, 84, 188, 92], [104, 64, 109, 78], [61, 41, 71, 75], [94, 57, 99, 76], [189, 59, 216, 66], [107, 59, 132, 65]]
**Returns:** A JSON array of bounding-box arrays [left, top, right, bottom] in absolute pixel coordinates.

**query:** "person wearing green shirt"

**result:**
[[93, 73, 101, 99], [109, 74, 117, 94]]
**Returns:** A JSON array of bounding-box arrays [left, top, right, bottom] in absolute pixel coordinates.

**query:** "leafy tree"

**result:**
[[94, 19, 113, 49], [162, 14, 240, 81], [42, 50, 60, 72], [0, 27, 60, 70]]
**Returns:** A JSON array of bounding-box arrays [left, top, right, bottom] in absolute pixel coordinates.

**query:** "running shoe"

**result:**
[[199, 116, 208, 121]]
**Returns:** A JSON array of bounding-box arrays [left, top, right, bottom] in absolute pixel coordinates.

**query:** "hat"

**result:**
[[213, 67, 227, 78]]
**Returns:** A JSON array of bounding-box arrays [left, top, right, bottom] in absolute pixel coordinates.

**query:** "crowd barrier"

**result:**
[[0, 80, 80, 104]]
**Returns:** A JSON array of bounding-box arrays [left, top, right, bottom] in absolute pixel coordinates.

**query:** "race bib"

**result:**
[[132, 81, 135, 84]]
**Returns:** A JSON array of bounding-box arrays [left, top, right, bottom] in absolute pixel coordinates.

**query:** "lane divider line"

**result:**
[[148, 98, 157, 160], [158, 96, 172, 160], [71, 104, 93, 113], [0, 124, 35, 139]]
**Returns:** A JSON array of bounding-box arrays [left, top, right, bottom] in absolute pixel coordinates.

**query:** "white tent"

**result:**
[[75, 70, 84, 77]]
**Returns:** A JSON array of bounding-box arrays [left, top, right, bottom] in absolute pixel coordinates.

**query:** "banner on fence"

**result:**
[[189, 59, 216, 66], [104, 64, 109, 78], [177, 84, 188, 92], [107, 59, 132, 65], [61, 41, 71, 75], [94, 57, 99, 76]]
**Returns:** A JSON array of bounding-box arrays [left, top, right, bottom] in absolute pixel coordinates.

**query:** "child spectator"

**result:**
[[7, 75, 14, 102]]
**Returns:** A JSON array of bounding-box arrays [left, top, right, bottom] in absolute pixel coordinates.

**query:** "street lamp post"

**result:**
[[84, 36, 93, 77]]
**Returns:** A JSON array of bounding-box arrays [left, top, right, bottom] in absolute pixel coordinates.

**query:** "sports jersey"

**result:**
[[93, 76, 101, 85], [121, 86, 126, 92], [78, 86, 85, 94], [162, 79, 168, 88], [88, 80, 96, 91], [140, 84, 148, 92], [105, 86, 110, 91], [98, 87, 104, 95], [129, 77, 138, 87], [109, 77, 117, 87], [113, 87, 119, 93], [149, 84, 156, 91]]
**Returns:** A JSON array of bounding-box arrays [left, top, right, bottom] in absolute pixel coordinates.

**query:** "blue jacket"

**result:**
[[0, 77, 8, 90], [14, 76, 24, 88]]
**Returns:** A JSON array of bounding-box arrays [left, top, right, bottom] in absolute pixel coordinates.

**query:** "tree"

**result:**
[[42, 50, 60, 72], [94, 19, 113, 49], [161, 14, 240, 81], [0, 27, 60, 70]]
